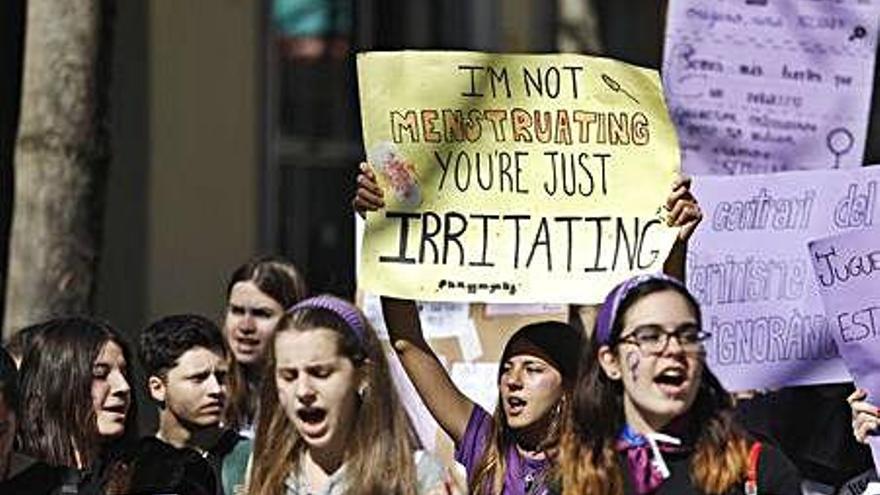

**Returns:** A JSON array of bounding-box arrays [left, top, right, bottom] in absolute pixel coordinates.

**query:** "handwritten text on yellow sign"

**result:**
[[358, 51, 680, 303]]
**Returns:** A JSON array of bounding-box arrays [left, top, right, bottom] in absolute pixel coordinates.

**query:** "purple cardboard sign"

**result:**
[[688, 166, 880, 391], [808, 226, 880, 475], [663, 0, 879, 175]]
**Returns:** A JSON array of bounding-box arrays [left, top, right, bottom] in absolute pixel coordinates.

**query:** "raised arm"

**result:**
[[663, 175, 702, 281], [381, 296, 475, 443]]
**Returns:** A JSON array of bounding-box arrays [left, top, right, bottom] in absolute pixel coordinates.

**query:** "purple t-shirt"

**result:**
[[454, 406, 550, 495]]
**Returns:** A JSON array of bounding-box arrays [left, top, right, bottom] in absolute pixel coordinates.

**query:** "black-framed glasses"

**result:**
[[616, 323, 711, 354]]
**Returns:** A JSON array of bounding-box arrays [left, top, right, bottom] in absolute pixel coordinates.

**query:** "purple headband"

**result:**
[[594, 273, 688, 346], [288, 295, 368, 347]]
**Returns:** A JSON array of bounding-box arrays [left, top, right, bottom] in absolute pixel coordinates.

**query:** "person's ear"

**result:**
[[598, 346, 623, 381], [148, 375, 167, 404], [357, 359, 372, 398]]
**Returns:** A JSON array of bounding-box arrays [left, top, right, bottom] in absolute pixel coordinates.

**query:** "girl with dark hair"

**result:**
[[384, 297, 581, 495], [559, 274, 802, 495], [0, 346, 70, 494], [18, 317, 138, 494], [223, 256, 308, 434], [248, 295, 453, 495]]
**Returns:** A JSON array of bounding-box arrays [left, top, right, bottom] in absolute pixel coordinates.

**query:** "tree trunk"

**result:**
[[3, 0, 115, 333], [0, 0, 27, 337]]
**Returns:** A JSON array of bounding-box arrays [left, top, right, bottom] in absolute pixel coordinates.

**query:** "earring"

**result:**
[[609, 371, 621, 379], [358, 384, 368, 400]]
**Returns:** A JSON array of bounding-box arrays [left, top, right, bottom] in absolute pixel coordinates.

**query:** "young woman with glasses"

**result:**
[[558, 274, 802, 495]]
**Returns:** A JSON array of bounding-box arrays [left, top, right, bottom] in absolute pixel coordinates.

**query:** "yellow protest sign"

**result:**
[[357, 51, 680, 303]]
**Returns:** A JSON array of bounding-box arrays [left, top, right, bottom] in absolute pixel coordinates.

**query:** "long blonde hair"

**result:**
[[248, 296, 418, 495]]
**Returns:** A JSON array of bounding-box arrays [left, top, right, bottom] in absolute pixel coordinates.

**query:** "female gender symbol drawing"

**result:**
[[826, 127, 854, 169]]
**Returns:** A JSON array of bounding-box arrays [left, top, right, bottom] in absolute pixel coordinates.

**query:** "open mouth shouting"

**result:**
[[653, 366, 690, 397], [295, 407, 329, 438], [505, 396, 528, 417]]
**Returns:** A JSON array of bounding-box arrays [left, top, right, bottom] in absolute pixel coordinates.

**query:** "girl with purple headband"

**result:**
[[558, 274, 802, 495], [355, 163, 703, 495], [248, 294, 459, 495]]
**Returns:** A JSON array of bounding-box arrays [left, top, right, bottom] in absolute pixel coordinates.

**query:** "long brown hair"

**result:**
[[18, 317, 138, 493], [248, 296, 418, 495], [470, 321, 581, 495], [560, 279, 749, 495], [223, 255, 307, 431], [470, 396, 572, 495]]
